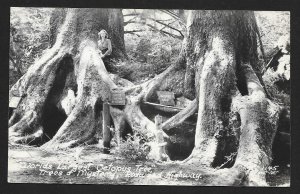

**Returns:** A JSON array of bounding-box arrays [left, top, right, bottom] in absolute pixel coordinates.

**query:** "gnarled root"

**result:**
[[9, 50, 67, 145], [230, 93, 280, 185], [9, 111, 41, 145], [212, 62, 280, 186], [124, 98, 170, 161], [161, 99, 198, 133], [43, 41, 116, 149], [8, 10, 77, 145], [184, 36, 237, 166], [42, 99, 98, 149]]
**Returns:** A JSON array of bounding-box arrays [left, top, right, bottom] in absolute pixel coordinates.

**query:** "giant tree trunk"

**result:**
[[9, 8, 170, 161], [180, 11, 280, 186], [9, 9, 280, 186], [9, 8, 127, 148]]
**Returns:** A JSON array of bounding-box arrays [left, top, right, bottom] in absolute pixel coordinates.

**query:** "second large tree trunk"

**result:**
[[180, 11, 280, 186]]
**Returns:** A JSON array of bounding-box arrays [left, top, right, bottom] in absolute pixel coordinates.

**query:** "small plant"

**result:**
[[115, 133, 150, 161]]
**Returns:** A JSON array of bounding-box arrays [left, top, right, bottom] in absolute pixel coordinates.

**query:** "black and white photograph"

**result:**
[[7, 7, 291, 186]]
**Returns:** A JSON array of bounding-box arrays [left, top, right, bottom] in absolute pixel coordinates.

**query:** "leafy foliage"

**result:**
[[126, 31, 181, 63], [263, 47, 290, 107], [10, 8, 53, 88], [121, 31, 181, 82], [115, 133, 151, 161], [255, 11, 290, 59]]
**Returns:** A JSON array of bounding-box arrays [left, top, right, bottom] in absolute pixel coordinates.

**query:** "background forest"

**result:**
[[10, 9, 289, 87]]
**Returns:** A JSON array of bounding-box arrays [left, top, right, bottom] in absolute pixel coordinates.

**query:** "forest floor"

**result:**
[[8, 144, 290, 186]]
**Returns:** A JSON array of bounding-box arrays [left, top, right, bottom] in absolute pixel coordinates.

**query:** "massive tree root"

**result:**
[[8, 9, 176, 161], [229, 63, 280, 186], [9, 9, 281, 186], [170, 11, 280, 186], [43, 41, 118, 148], [183, 36, 237, 167], [9, 9, 77, 145]]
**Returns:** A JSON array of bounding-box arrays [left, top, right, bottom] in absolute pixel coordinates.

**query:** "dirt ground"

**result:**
[[7, 144, 290, 186]]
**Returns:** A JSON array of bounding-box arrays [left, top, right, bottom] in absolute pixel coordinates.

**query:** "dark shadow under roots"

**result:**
[[40, 55, 75, 145], [272, 108, 290, 166], [140, 103, 196, 161]]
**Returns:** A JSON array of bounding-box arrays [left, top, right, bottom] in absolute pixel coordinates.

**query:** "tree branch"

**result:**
[[126, 20, 182, 39], [262, 48, 284, 75], [123, 13, 139, 17], [160, 20, 176, 31], [160, 10, 186, 26], [147, 23, 183, 40], [124, 30, 144, 33], [123, 15, 139, 26], [124, 12, 185, 38], [147, 18, 184, 38], [161, 99, 198, 133], [124, 30, 143, 37]]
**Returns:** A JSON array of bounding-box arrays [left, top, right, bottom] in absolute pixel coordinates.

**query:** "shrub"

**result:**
[[115, 133, 150, 162]]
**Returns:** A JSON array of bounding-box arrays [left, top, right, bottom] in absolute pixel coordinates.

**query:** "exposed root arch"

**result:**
[[9, 50, 69, 144], [161, 99, 198, 133], [227, 63, 280, 185], [43, 41, 118, 149], [9, 9, 78, 145]]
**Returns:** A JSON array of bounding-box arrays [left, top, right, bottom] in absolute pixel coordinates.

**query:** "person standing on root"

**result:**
[[97, 30, 112, 64]]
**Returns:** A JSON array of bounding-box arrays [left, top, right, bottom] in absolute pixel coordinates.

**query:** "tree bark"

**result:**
[[179, 10, 280, 186], [9, 8, 125, 148], [9, 9, 281, 186], [9, 8, 172, 161]]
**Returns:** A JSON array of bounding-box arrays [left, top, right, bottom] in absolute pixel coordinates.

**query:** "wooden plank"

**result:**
[[102, 102, 111, 154], [143, 101, 198, 116], [110, 88, 125, 105], [9, 96, 22, 108], [143, 101, 183, 110], [157, 91, 175, 106]]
